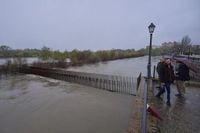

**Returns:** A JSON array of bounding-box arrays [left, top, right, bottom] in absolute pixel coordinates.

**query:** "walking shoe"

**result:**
[[155, 95, 162, 100], [156, 86, 161, 89], [166, 101, 171, 106], [155, 94, 160, 98]]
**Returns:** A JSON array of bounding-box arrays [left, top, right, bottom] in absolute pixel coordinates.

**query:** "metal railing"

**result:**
[[20, 66, 137, 96], [141, 78, 148, 133], [20, 66, 151, 132]]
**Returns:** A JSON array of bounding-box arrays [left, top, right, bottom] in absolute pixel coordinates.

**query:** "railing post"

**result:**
[[153, 65, 156, 79], [141, 79, 148, 133]]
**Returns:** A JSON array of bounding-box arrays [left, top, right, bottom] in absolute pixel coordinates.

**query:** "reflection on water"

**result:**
[[67, 56, 161, 77]]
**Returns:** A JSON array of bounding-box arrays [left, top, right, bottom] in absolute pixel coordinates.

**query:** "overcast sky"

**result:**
[[0, 0, 200, 51]]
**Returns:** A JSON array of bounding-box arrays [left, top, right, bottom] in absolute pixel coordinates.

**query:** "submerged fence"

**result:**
[[20, 66, 137, 95]]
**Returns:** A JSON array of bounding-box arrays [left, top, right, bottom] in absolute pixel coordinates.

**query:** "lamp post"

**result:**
[[147, 23, 156, 79], [141, 23, 156, 133]]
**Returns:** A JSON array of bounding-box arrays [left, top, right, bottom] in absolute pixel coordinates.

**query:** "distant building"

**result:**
[[152, 45, 161, 49], [146, 45, 161, 49], [146, 41, 193, 50], [193, 44, 200, 49], [161, 42, 176, 48]]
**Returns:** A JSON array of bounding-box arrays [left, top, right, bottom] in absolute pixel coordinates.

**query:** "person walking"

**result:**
[[175, 61, 190, 97], [156, 58, 175, 106], [156, 58, 165, 89]]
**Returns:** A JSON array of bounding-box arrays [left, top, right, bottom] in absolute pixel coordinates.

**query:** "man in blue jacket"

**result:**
[[175, 61, 190, 97]]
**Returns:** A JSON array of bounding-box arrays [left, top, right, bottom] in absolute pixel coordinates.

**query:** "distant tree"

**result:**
[[63, 51, 69, 58], [0, 45, 11, 51], [69, 49, 79, 65], [52, 51, 64, 61], [152, 48, 164, 56], [39, 46, 52, 60], [172, 41, 181, 55], [0, 45, 12, 57], [96, 50, 110, 61], [180, 35, 191, 54], [137, 48, 147, 55]]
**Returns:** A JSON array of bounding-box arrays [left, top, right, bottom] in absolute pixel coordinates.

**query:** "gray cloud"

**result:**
[[0, 0, 199, 51]]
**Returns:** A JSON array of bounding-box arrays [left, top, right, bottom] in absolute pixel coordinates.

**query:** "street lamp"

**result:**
[[147, 23, 156, 78], [141, 22, 156, 133]]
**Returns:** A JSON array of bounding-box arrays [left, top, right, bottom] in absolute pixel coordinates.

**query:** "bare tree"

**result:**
[[181, 35, 191, 54]]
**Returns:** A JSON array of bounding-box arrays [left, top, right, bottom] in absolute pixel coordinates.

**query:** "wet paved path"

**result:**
[[0, 74, 134, 133], [150, 84, 200, 133]]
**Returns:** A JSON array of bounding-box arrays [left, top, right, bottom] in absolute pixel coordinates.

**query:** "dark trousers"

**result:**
[[156, 83, 171, 102]]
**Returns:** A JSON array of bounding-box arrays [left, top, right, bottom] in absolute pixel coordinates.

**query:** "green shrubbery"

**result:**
[[0, 58, 28, 74], [0, 45, 146, 66]]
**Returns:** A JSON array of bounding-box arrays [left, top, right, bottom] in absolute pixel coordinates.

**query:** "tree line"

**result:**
[[0, 45, 144, 65], [1, 35, 199, 65], [0, 45, 40, 57]]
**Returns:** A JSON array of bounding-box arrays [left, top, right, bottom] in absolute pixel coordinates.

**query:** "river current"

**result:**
[[2, 56, 160, 133]]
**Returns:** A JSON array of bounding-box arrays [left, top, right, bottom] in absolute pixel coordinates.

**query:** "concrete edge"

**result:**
[[150, 77, 200, 88], [185, 81, 200, 88], [126, 78, 146, 133]]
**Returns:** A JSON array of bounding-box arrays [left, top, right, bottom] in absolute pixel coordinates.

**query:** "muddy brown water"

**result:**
[[0, 74, 134, 133], [66, 56, 159, 77], [2, 56, 198, 133], [1, 56, 159, 133]]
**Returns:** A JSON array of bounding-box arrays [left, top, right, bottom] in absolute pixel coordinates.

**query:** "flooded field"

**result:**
[[0, 74, 134, 133]]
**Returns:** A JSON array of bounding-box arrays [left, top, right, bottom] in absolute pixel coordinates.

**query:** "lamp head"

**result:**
[[148, 23, 156, 34]]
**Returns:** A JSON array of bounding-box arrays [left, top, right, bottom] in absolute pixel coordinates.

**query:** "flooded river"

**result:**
[[67, 56, 160, 77], [0, 74, 134, 133], [3, 56, 198, 133], [4, 56, 195, 133], [0, 56, 161, 133]]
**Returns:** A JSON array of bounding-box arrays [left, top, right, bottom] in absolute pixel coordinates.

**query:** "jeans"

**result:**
[[156, 83, 171, 102]]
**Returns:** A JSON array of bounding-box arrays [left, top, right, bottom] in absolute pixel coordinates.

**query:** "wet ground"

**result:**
[[150, 84, 200, 133], [0, 74, 134, 133]]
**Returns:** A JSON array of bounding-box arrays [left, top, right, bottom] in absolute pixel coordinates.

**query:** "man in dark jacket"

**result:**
[[157, 58, 165, 79], [156, 58, 175, 106], [175, 61, 190, 97], [156, 58, 165, 89]]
